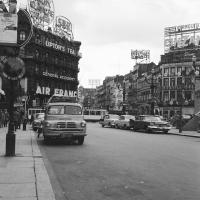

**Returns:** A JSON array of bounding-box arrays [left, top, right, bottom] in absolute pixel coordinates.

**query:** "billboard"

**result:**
[[0, 12, 17, 44], [131, 50, 150, 60], [164, 23, 200, 53], [53, 16, 74, 40], [28, 0, 55, 29]]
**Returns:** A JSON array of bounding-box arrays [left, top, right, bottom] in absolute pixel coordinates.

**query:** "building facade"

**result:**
[[1, 15, 81, 110]]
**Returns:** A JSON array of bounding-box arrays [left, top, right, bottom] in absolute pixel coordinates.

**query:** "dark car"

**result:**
[[130, 115, 172, 133], [32, 113, 45, 133]]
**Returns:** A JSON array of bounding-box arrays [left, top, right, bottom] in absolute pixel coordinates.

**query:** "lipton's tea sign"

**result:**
[[28, 0, 55, 27]]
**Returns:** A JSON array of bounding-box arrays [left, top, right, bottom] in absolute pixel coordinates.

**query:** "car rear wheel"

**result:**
[[164, 130, 168, 134], [77, 136, 84, 145], [101, 124, 105, 127], [33, 127, 37, 132]]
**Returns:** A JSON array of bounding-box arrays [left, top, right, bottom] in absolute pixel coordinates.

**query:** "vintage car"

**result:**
[[42, 101, 87, 145], [32, 113, 45, 132], [114, 115, 135, 129], [100, 114, 119, 128], [130, 115, 171, 133]]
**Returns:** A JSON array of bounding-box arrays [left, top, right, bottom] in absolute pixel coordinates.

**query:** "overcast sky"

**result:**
[[19, 0, 200, 87]]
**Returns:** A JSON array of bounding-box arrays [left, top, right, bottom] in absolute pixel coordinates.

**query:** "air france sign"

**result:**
[[36, 86, 77, 97]]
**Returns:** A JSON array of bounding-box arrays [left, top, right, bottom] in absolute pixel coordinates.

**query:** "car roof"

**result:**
[[47, 102, 82, 107]]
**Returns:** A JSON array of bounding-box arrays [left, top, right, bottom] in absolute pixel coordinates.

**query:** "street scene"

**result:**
[[0, 0, 200, 200]]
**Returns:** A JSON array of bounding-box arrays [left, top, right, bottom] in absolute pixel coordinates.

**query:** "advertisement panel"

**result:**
[[164, 23, 200, 53], [131, 50, 150, 60], [0, 12, 17, 44], [53, 16, 74, 40], [28, 0, 55, 28]]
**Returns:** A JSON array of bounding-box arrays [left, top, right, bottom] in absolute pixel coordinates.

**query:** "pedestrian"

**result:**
[[22, 114, 28, 131]]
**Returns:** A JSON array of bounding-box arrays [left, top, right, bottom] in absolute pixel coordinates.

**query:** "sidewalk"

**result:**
[[169, 127, 200, 138], [0, 125, 55, 200]]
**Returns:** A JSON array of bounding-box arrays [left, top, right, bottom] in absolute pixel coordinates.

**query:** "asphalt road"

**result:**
[[37, 122, 200, 200]]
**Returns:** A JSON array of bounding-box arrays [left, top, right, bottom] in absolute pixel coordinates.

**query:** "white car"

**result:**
[[114, 115, 135, 129], [100, 114, 119, 127]]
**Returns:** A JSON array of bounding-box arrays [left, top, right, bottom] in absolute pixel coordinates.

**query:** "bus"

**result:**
[[28, 108, 45, 121], [83, 109, 107, 122]]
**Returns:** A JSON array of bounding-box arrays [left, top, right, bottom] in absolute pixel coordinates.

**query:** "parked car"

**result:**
[[130, 115, 172, 133], [100, 114, 119, 127], [114, 115, 135, 129], [32, 113, 45, 132]]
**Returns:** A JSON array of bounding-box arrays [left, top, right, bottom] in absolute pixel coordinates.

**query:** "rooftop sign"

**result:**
[[164, 23, 200, 53]]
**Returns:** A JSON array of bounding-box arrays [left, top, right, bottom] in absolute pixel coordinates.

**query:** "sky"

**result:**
[[18, 0, 200, 87]]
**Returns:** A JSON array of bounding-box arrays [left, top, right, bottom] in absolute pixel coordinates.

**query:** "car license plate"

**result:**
[[60, 134, 72, 138]]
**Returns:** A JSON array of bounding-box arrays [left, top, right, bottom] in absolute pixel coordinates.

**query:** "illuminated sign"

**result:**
[[45, 40, 76, 55], [164, 23, 200, 53], [28, 0, 55, 28], [0, 12, 17, 44], [42, 72, 75, 81], [53, 16, 74, 40], [131, 50, 150, 60], [36, 86, 77, 97]]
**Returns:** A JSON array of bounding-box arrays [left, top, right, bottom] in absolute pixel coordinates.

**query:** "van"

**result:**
[[43, 101, 87, 145]]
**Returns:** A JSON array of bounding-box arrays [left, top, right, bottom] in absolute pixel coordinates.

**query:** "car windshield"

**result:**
[[36, 113, 44, 119], [47, 105, 82, 115], [144, 116, 162, 122]]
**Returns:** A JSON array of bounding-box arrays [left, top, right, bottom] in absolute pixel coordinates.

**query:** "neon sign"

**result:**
[[28, 0, 55, 28], [53, 16, 74, 40]]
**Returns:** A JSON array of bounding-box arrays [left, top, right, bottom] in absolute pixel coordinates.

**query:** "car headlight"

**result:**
[[80, 121, 86, 127], [149, 122, 155, 126]]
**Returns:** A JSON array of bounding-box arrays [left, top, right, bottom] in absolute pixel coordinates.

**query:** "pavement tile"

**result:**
[[0, 183, 36, 198]]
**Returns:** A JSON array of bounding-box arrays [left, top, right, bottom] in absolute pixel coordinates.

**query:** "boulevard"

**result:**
[[37, 122, 200, 200]]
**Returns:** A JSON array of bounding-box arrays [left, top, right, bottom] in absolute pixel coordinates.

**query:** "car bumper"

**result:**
[[43, 128, 86, 138], [148, 126, 171, 132]]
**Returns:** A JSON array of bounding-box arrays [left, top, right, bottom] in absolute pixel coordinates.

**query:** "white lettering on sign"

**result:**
[[45, 41, 65, 52], [43, 72, 75, 81], [36, 86, 77, 97]]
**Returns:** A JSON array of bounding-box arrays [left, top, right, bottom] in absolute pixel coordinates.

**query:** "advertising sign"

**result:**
[[53, 16, 74, 40], [131, 50, 150, 60], [0, 12, 17, 44], [0, 56, 25, 80], [28, 0, 55, 28], [164, 23, 200, 53]]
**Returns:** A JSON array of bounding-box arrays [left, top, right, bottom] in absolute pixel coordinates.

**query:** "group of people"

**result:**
[[13, 109, 28, 131], [0, 108, 28, 131], [0, 109, 9, 128]]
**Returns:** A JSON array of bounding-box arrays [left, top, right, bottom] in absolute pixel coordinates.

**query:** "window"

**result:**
[[177, 67, 182, 75], [177, 77, 183, 86], [47, 105, 82, 115], [164, 68, 169, 76], [170, 67, 175, 75], [163, 78, 169, 87], [170, 78, 175, 87], [19, 31, 26, 41], [163, 91, 169, 101], [170, 91, 175, 100]]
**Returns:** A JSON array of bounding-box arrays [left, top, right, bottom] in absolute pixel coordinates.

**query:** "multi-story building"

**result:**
[[160, 50, 200, 119], [0, 9, 81, 111]]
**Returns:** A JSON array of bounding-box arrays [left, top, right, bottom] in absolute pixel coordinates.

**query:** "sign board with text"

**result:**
[[0, 12, 17, 44]]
